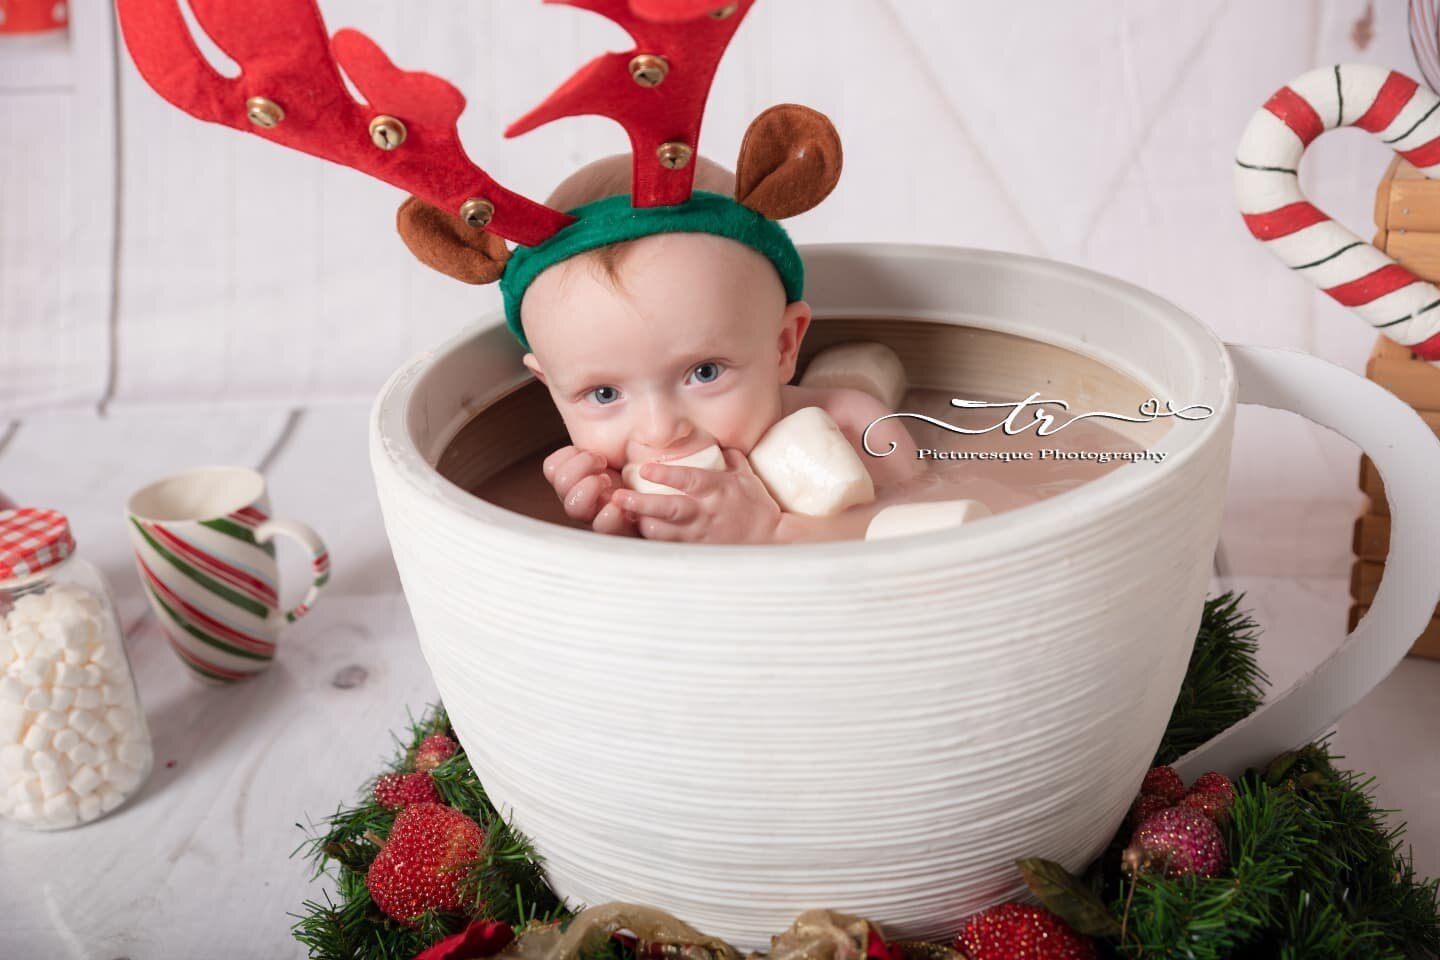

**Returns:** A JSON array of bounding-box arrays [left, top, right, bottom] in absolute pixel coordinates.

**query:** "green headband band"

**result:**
[[499, 191, 805, 351]]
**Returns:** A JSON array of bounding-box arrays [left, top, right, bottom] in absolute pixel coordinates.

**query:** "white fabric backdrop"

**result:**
[[0, 0, 1420, 574]]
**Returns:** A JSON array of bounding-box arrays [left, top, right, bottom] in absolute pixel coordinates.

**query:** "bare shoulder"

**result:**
[[779, 384, 889, 431]]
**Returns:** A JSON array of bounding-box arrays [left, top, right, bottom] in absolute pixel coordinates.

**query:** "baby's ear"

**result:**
[[522, 353, 548, 385], [396, 196, 511, 284], [734, 104, 843, 220]]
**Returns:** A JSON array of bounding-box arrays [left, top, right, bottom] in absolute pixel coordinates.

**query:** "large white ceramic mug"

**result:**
[[370, 245, 1440, 949]]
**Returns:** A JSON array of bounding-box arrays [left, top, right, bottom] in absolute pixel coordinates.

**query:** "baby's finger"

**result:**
[[615, 489, 700, 524], [542, 445, 578, 483], [562, 473, 612, 521], [635, 516, 691, 542], [593, 501, 639, 537], [554, 450, 609, 494], [638, 462, 717, 495], [721, 448, 756, 475]]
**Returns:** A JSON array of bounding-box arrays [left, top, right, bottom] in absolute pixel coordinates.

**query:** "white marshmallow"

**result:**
[[22, 723, 50, 751], [40, 617, 88, 653], [70, 765, 101, 797], [0, 743, 28, 773], [67, 708, 98, 734], [16, 658, 48, 687], [109, 765, 143, 793], [622, 444, 727, 496], [62, 646, 86, 665], [117, 739, 150, 768], [78, 793, 101, 822], [97, 785, 123, 813], [865, 499, 993, 541], [67, 741, 98, 768], [51, 728, 80, 752], [0, 702, 27, 743], [748, 407, 876, 517], [11, 775, 42, 806], [0, 674, 26, 703], [48, 687, 75, 711], [106, 705, 136, 732], [8, 626, 41, 658], [36, 710, 66, 731], [54, 662, 87, 687], [0, 645, 12, 670], [799, 341, 909, 411], [73, 687, 100, 710], [22, 688, 49, 712], [86, 720, 116, 745], [29, 749, 58, 774], [38, 767, 66, 798], [90, 642, 122, 669], [101, 684, 124, 706], [99, 759, 126, 782], [41, 791, 78, 825], [12, 592, 50, 619], [82, 663, 104, 687], [12, 801, 37, 821]]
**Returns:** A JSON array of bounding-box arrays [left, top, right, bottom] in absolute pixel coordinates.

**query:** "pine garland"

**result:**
[[292, 592, 1440, 959]]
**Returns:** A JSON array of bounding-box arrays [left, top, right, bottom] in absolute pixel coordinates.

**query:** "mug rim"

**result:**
[[126, 465, 266, 524], [371, 243, 1237, 564]]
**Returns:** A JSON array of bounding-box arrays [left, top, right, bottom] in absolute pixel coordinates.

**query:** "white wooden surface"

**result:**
[[0, 404, 1435, 956]]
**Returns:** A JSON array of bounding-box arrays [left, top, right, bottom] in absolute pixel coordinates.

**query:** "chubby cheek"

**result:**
[[705, 389, 781, 454], [558, 413, 627, 471]]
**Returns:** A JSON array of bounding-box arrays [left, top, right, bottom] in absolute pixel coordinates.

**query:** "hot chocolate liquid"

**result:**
[[472, 387, 1149, 540]]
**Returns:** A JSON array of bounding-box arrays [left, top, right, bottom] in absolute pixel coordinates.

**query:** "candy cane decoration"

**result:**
[[1235, 64, 1440, 363]]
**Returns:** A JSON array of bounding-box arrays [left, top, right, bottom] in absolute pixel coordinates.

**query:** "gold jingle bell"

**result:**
[[656, 142, 694, 170], [629, 54, 669, 87], [246, 97, 284, 129], [460, 197, 495, 229], [368, 115, 408, 150]]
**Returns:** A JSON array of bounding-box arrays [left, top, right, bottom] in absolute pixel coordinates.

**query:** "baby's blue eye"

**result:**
[[690, 362, 723, 384], [589, 386, 620, 405]]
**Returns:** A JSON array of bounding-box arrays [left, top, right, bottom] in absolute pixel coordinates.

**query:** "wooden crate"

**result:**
[[1353, 158, 1440, 659]]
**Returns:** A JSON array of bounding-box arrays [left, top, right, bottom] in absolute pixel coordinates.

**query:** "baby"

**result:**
[[517, 155, 922, 545]]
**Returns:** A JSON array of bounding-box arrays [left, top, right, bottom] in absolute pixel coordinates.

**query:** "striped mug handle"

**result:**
[[1235, 64, 1440, 361], [253, 519, 330, 623]]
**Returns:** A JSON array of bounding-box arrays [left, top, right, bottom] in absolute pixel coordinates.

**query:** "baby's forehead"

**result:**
[[522, 232, 785, 334]]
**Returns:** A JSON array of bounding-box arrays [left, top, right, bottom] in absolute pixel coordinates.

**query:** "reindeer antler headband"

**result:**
[[115, 0, 842, 349]]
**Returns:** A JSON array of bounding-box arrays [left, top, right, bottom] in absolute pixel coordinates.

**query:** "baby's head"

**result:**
[[519, 154, 812, 470]]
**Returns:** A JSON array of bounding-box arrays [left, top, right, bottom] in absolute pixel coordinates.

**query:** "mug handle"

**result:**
[[253, 518, 330, 624], [1174, 344, 1440, 781]]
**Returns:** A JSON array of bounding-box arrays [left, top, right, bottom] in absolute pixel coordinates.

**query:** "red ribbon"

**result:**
[[412, 920, 515, 960]]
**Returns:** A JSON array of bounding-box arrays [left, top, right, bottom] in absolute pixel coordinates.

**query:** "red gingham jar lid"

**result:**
[[0, 508, 76, 583]]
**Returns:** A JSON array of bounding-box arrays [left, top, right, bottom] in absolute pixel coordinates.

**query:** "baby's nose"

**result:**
[[635, 401, 692, 448]]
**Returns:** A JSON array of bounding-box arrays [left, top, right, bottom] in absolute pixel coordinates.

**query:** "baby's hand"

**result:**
[[613, 449, 782, 544], [542, 446, 638, 536]]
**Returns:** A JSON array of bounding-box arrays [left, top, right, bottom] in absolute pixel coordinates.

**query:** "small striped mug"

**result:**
[[126, 466, 329, 684]]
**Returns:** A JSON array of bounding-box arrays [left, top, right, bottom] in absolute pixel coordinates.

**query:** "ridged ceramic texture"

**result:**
[[371, 246, 1235, 949]]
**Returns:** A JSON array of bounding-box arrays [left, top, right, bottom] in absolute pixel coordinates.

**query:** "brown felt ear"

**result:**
[[396, 196, 511, 284], [734, 104, 843, 220]]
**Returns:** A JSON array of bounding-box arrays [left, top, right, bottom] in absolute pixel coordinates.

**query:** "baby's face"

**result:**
[[521, 233, 810, 470]]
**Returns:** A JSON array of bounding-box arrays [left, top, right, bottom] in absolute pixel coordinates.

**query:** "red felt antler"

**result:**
[[115, 0, 574, 246], [507, 0, 756, 207], [114, 0, 755, 244]]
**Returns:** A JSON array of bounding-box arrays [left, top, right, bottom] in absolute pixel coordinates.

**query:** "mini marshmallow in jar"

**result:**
[[0, 508, 153, 830]]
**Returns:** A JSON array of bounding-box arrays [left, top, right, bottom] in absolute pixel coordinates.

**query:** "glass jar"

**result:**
[[0, 508, 154, 829]]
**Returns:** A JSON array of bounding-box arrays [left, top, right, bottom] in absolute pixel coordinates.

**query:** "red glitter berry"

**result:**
[[1139, 765, 1186, 804], [955, 902, 1098, 960], [416, 733, 460, 773], [1123, 805, 1229, 879], [1188, 771, 1235, 798], [1127, 792, 1173, 830], [367, 802, 485, 923], [374, 771, 441, 810]]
